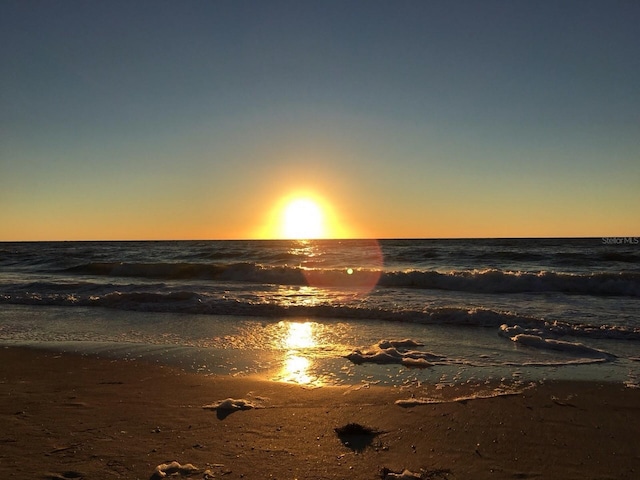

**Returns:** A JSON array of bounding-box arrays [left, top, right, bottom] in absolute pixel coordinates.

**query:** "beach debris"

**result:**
[[335, 422, 382, 452], [335, 422, 379, 436], [380, 467, 422, 479], [203, 398, 257, 419], [345, 339, 443, 367], [151, 461, 199, 478]]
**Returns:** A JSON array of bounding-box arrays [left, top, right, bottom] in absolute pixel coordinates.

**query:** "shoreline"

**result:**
[[2, 303, 638, 388], [2, 346, 639, 479]]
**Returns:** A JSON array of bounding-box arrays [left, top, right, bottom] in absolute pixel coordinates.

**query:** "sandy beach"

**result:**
[[0, 347, 638, 479]]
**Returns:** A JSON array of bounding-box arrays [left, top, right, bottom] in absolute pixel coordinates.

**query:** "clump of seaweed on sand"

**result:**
[[334, 422, 383, 452]]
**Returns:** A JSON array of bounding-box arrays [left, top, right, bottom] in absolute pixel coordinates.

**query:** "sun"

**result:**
[[282, 197, 325, 239], [256, 190, 354, 240]]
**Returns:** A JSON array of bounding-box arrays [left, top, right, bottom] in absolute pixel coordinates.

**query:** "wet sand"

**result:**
[[1, 346, 639, 479]]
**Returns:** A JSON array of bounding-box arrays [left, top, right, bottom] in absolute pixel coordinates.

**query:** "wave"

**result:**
[[2, 289, 639, 342], [61, 262, 640, 297], [380, 269, 640, 297], [383, 245, 640, 267], [474, 250, 640, 265], [4, 239, 640, 272], [64, 261, 308, 284]]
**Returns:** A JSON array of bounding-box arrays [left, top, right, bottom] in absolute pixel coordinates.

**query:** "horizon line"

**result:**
[[1, 235, 638, 243]]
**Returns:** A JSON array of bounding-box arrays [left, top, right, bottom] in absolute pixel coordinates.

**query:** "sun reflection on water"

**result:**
[[275, 285, 329, 308]]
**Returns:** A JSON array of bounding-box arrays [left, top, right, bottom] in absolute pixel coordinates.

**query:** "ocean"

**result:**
[[1, 238, 639, 388]]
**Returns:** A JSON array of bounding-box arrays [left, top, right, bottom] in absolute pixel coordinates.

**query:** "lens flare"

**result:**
[[302, 239, 383, 295]]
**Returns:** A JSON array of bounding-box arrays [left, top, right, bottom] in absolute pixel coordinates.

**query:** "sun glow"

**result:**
[[283, 198, 325, 240], [256, 189, 356, 240]]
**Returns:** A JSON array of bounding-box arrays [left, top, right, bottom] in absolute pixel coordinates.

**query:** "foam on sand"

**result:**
[[345, 339, 445, 367], [381, 468, 423, 479], [152, 461, 199, 478], [395, 383, 531, 407]]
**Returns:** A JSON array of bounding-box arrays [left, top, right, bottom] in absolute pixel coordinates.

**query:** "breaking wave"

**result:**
[[380, 269, 640, 297], [2, 288, 639, 342], [61, 262, 640, 297]]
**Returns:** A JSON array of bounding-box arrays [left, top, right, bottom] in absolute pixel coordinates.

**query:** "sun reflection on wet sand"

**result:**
[[276, 321, 321, 386], [281, 354, 313, 384], [238, 319, 354, 386], [284, 321, 315, 349]]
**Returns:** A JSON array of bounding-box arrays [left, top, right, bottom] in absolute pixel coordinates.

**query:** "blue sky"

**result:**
[[1, 0, 638, 240]]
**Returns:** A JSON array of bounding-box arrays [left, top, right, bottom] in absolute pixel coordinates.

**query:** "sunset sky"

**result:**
[[1, 0, 638, 240]]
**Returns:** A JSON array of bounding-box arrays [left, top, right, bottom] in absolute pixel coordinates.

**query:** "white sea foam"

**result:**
[[499, 324, 616, 361], [345, 339, 445, 367], [3, 286, 639, 345], [624, 368, 640, 389], [378, 339, 425, 349], [152, 461, 199, 478], [382, 469, 422, 480], [395, 384, 531, 407]]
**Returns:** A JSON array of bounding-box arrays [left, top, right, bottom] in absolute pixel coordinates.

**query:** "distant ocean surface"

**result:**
[[1, 238, 639, 387]]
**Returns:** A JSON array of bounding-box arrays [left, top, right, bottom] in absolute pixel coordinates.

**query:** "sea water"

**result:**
[[0, 238, 638, 387]]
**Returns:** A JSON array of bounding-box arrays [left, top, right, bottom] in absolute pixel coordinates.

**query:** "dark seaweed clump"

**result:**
[[334, 423, 381, 452]]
